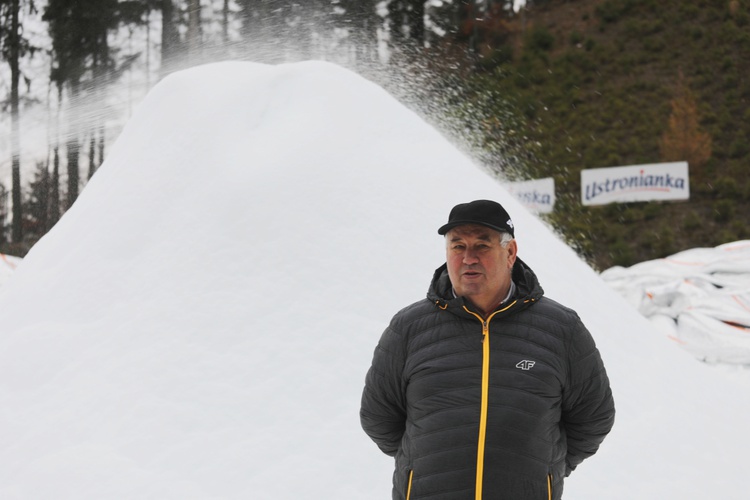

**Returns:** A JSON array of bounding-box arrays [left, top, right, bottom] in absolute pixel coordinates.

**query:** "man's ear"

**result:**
[[506, 240, 518, 269]]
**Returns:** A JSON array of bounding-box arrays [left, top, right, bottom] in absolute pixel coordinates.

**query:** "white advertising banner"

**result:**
[[581, 161, 690, 206], [506, 177, 555, 214]]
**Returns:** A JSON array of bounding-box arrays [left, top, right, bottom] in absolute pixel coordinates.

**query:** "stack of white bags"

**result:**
[[601, 240, 750, 365]]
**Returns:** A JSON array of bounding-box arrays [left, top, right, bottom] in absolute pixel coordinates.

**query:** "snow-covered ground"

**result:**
[[0, 253, 22, 286], [0, 61, 748, 499]]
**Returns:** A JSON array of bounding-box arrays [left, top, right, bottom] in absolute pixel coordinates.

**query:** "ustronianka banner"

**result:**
[[506, 177, 555, 214], [581, 161, 690, 206]]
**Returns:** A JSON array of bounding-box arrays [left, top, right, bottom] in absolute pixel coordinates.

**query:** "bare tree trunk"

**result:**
[[387, 0, 427, 63], [338, 0, 378, 67], [66, 137, 80, 209], [66, 80, 81, 209], [222, 0, 230, 45], [187, 0, 202, 63], [89, 29, 107, 179], [88, 130, 96, 179], [9, 0, 22, 243], [50, 145, 61, 225], [161, 0, 179, 76], [38, 162, 50, 234], [407, 0, 425, 50], [388, 0, 406, 50], [98, 125, 105, 171], [49, 84, 62, 226], [0, 184, 6, 244]]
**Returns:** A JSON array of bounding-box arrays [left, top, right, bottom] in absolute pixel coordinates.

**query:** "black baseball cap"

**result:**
[[437, 200, 515, 237]]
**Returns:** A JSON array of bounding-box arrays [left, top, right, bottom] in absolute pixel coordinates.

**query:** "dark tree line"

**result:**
[[0, 0, 37, 245], [0, 0, 523, 254], [44, 0, 147, 207]]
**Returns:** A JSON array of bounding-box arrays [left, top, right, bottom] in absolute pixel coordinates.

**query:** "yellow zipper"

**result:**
[[406, 469, 414, 500], [463, 301, 516, 500], [547, 473, 553, 500]]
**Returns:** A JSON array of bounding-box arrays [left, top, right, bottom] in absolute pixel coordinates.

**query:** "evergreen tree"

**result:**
[[23, 161, 50, 239]]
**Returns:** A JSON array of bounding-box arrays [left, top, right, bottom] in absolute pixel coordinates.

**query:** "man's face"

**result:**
[[445, 224, 517, 308]]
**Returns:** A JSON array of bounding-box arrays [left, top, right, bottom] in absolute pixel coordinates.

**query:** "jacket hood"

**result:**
[[427, 257, 544, 313]]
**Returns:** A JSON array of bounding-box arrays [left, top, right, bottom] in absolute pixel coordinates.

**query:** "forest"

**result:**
[[1, 0, 748, 270]]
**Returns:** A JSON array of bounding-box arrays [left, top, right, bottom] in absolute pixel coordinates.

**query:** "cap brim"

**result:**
[[437, 220, 509, 235]]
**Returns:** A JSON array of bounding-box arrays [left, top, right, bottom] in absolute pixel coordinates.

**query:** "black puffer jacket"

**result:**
[[361, 258, 615, 500]]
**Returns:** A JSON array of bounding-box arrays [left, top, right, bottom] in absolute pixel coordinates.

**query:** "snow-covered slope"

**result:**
[[0, 61, 747, 499]]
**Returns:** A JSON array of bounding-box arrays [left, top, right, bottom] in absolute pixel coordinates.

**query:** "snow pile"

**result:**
[[0, 61, 748, 499], [602, 241, 750, 365]]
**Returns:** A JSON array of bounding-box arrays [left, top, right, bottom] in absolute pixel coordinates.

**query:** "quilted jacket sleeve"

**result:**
[[360, 324, 408, 457], [561, 316, 616, 476]]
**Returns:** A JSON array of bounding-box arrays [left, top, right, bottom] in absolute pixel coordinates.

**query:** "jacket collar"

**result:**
[[427, 257, 544, 316]]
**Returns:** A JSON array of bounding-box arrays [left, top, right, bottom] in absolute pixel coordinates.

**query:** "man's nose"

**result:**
[[462, 248, 479, 264]]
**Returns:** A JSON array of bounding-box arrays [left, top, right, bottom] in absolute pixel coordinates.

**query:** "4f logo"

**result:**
[[516, 360, 536, 370]]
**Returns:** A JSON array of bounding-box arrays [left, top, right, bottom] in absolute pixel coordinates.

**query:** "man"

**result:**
[[360, 200, 615, 500]]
